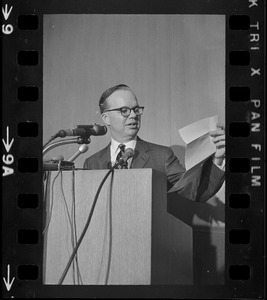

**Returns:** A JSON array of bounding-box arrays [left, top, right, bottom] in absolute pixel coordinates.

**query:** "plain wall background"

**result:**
[[43, 14, 225, 168]]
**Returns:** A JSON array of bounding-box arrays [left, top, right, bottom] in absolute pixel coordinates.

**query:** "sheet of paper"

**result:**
[[179, 115, 218, 171], [168, 116, 218, 194]]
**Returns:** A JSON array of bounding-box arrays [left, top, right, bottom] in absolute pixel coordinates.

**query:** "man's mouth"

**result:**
[[126, 122, 139, 127]]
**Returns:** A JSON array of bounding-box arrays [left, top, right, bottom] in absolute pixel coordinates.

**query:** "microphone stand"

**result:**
[[119, 162, 128, 169], [43, 136, 91, 172], [43, 134, 92, 173], [43, 136, 91, 156]]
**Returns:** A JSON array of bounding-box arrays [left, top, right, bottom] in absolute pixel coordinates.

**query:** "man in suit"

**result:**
[[83, 84, 225, 202]]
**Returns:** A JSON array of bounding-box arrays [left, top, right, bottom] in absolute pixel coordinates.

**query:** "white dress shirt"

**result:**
[[214, 158, 226, 171], [110, 138, 137, 168]]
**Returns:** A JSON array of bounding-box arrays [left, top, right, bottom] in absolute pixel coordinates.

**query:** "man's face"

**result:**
[[102, 90, 141, 143]]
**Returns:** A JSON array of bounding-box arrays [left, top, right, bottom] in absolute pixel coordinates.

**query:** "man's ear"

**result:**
[[101, 113, 110, 126]]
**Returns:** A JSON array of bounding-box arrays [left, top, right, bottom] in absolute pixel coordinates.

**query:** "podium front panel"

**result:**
[[43, 169, 193, 285]]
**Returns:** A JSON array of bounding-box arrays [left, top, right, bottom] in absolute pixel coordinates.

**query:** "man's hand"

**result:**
[[210, 123, 225, 166]]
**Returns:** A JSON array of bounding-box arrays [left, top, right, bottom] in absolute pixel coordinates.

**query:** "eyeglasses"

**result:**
[[104, 106, 144, 117]]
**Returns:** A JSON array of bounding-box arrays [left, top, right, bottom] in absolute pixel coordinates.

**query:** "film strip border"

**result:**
[[226, 3, 265, 297], [2, 3, 43, 298], [2, 0, 265, 298]]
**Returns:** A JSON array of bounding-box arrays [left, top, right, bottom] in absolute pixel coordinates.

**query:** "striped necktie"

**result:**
[[115, 144, 127, 169]]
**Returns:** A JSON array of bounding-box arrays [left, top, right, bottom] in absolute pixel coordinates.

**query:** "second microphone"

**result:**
[[56, 123, 107, 138]]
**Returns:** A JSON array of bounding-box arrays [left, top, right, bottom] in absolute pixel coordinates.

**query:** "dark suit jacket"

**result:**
[[83, 137, 225, 202]]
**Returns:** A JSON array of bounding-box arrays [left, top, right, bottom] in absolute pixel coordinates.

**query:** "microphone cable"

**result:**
[[57, 167, 115, 285], [43, 171, 61, 235], [43, 170, 83, 284], [71, 170, 83, 285], [59, 171, 78, 285], [43, 134, 58, 148], [59, 171, 83, 284], [57, 151, 134, 284]]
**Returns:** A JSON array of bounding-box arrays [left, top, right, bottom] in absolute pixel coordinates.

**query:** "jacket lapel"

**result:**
[[131, 138, 150, 169], [99, 144, 111, 169], [99, 138, 150, 169]]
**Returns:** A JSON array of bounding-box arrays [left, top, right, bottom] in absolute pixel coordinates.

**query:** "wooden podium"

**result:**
[[43, 169, 193, 285]]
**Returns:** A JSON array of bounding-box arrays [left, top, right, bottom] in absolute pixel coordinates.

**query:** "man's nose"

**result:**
[[128, 109, 137, 118]]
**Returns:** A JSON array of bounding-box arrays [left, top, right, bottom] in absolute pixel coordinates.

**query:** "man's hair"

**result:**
[[99, 84, 137, 114]]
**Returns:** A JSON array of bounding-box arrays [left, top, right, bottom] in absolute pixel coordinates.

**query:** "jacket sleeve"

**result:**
[[194, 157, 225, 202], [164, 147, 186, 188], [165, 149, 225, 202], [83, 158, 89, 169]]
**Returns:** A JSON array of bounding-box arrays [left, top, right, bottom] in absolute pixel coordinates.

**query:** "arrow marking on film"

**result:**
[[2, 4, 13, 20], [3, 264, 15, 291], [2, 126, 14, 153]]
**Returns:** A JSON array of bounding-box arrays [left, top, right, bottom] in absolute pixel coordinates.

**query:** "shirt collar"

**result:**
[[111, 137, 137, 154]]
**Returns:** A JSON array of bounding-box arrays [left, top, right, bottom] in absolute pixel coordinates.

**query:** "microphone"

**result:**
[[43, 155, 64, 164], [51, 155, 64, 162], [43, 156, 63, 176], [55, 123, 107, 138], [113, 148, 135, 169], [43, 160, 74, 171], [43, 154, 75, 171], [67, 144, 89, 162], [43, 162, 62, 171]]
